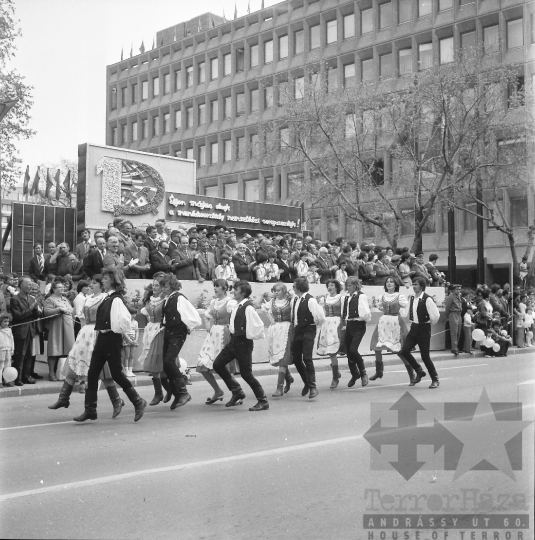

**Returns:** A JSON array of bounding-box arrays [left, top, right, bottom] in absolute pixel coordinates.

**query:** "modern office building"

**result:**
[[105, 0, 534, 282]]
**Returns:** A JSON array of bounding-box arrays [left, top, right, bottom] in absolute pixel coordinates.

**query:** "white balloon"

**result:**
[[2, 367, 17, 382], [472, 329, 485, 342], [492, 343, 501, 352]]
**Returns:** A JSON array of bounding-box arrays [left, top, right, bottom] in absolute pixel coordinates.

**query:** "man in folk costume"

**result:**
[[73, 269, 147, 422], [342, 276, 372, 388], [398, 277, 441, 388], [159, 274, 201, 410], [213, 280, 269, 411], [291, 277, 325, 399]]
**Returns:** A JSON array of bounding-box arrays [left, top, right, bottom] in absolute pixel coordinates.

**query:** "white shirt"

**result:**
[[73, 293, 86, 319], [292, 295, 326, 327], [107, 291, 133, 335], [344, 292, 371, 323], [230, 298, 265, 340], [165, 291, 202, 331], [411, 293, 440, 325]]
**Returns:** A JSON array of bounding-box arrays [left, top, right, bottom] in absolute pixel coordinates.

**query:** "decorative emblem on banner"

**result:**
[[96, 157, 165, 216]]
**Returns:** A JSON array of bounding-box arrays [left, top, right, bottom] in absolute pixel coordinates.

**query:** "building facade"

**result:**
[[105, 0, 534, 280]]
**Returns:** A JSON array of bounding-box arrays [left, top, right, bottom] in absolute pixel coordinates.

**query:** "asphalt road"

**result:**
[[1, 355, 533, 540]]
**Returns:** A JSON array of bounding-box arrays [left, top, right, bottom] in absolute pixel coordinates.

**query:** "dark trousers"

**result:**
[[398, 323, 438, 381], [87, 332, 133, 398], [345, 321, 367, 376], [213, 335, 265, 398], [13, 333, 33, 382], [291, 325, 317, 388], [163, 327, 188, 395]]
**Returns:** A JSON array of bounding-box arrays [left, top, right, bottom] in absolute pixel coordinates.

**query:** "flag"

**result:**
[[44, 169, 54, 198], [248, 1, 250, 14], [152, 36, 155, 49], [22, 165, 30, 196], [30, 167, 40, 196], [63, 169, 71, 195], [54, 169, 61, 200], [139, 41, 145, 54], [210, 14, 215, 28], [120, 47, 123, 61], [222, 8, 226, 21], [130, 43, 133, 57], [234, 3, 237, 19], [261, 0, 265, 8], [197, 19, 202, 33]]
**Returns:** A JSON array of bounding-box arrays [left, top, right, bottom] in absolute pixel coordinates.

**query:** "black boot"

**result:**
[[161, 377, 172, 403], [170, 377, 191, 410], [125, 387, 147, 422], [284, 369, 294, 393], [106, 386, 124, 418], [48, 381, 74, 409], [369, 353, 384, 381], [272, 372, 285, 397], [225, 388, 246, 407], [404, 363, 415, 384], [149, 378, 164, 406], [347, 364, 361, 387], [294, 362, 310, 396], [306, 366, 318, 399], [330, 365, 340, 389], [249, 396, 269, 411], [73, 388, 98, 422]]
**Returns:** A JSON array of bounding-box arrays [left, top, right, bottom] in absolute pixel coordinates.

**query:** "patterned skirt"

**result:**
[[369, 314, 408, 352], [197, 324, 237, 374], [266, 321, 292, 367], [317, 316, 342, 356], [64, 325, 112, 380]]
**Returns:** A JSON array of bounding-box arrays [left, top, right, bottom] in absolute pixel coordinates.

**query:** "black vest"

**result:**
[[163, 292, 187, 331], [343, 293, 361, 320], [409, 293, 431, 323], [233, 300, 253, 336], [95, 292, 123, 331], [294, 294, 315, 328]]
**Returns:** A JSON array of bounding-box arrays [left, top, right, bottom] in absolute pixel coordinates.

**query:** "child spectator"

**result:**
[[335, 260, 348, 289], [524, 307, 534, 346], [462, 307, 475, 354], [122, 306, 139, 377], [306, 261, 320, 284], [519, 257, 528, 288], [0, 313, 14, 387], [295, 251, 309, 278], [214, 254, 237, 289]]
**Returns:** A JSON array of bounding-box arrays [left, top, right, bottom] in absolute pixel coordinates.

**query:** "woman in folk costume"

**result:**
[[317, 279, 344, 389], [261, 282, 294, 397], [48, 275, 125, 417], [368, 276, 410, 381], [197, 279, 239, 404]]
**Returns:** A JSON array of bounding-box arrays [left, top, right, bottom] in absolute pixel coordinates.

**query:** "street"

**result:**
[[1, 354, 533, 540]]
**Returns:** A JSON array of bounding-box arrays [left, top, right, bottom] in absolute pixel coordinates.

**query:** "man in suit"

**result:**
[[150, 240, 175, 274], [102, 236, 124, 271], [124, 233, 151, 279], [411, 252, 433, 287], [82, 237, 106, 278], [206, 232, 221, 265], [275, 247, 294, 283], [195, 239, 216, 282], [168, 230, 181, 254], [315, 247, 337, 284], [65, 253, 85, 282], [75, 229, 92, 261], [118, 221, 135, 249], [44, 242, 58, 278], [232, 243, 256, 281], [170, 235, 196, 280], [425, 254, 444, 287], [28, 243, 46, 282], [10, 277, 40, 385], [144, 226, 160, 253]]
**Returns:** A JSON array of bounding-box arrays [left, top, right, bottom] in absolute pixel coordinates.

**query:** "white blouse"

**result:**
[[230, 299, 265, 340], [165, 292, 202, 331]]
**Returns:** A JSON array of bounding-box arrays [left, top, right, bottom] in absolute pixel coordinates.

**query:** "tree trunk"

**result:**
[[506, 231, 520, 283]]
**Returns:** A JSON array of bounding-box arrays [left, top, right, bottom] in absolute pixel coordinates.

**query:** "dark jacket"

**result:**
[[170, 248, 196, 280], [10, 293, 39, 340], [28, 255, 46, 282], [314, 256, 334, 284], [150, 250, 174, 274], [276, 258, 294, 283], [232, 254, 254, 281], [81, 250, 105, 279]]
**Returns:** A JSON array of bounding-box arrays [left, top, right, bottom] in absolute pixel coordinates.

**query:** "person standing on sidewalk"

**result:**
[[213, 280, 269, 411], [73, 269, 146, 422], [445, 284, 463, 356], [290, 277, 325, 399], [10, 277, 40, 386], [397, 277, 441, 388], [342, 277, 372, 388], [160, 274, 201, 411]]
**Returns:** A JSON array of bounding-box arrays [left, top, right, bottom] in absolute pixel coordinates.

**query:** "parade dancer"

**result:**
[[342, 276, 371, 388], [261, 282, 294, 397], [49, 276, 125, 416], [197, 279, 238, 404], [138, 278, 172, 406], [73, 269, 146, 422], [397, 277, 441, 388], [213, 280, 269, 411], [160, 274, 201, 410], [291, 277, 325, 399], [317, 279, 344, 389], [368, 277, 410, 381]]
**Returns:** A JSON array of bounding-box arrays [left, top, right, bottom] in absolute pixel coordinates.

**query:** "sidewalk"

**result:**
[[2, 346, 532, 399]]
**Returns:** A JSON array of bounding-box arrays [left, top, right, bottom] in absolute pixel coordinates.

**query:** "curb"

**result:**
[[1, 347, 532, 399]]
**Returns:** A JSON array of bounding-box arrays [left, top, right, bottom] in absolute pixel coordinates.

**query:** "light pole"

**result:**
[[0, 98, 19, 273]]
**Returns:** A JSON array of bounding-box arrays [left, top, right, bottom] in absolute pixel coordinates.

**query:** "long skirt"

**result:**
[[317, 317, 341, 356], [140, 322, 165, 373], [369, 314, 408, 352], [64, 325, 112, 380], [266, 321, 292, 367], [196, 324, 238, 374]]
